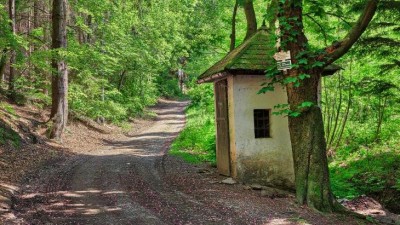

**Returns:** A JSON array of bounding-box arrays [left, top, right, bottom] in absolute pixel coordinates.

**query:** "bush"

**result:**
[[330, 138, 400, 199], [170, 84, 216, 165]]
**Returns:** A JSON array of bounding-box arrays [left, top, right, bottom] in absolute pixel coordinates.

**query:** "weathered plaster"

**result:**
[[227, 75, 237, 178], [229, 75, 295, 189]]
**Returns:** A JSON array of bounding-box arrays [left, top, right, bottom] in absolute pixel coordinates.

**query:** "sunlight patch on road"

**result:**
[[19, 193, 44, 199], [62, 192, 84, 198], [82, 208, 101, 215], [75, 189, 102, 194], [264, 218, 293, 225], [66, 203, 85, 207], [103, 190, 126, 195], [105, 207, 122, 212], [0, 182, 19, 193]]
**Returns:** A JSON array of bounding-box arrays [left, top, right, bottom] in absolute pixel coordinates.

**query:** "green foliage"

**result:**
[[0, 102, 16, 116], [0, 0, 235, 123], [156, 72, 183, 99], [0, 125, 20, 147], [170, 84, 216, 165], [330, 139, 400, 199], [0, 102, 21, 147]]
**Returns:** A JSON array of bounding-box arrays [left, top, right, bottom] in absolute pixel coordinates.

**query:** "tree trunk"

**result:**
[[0, 50, 8, 83], [33, 0, 41, 83], [8, 0, 16, 99], [286, 74, 336, 211], [230, 1, 238, 51], [43, 0, 52, 95], [118, 70, 127, 91], [86, 15, 92, 43], [275, 0, 378, 212], [49, 0, 68, 140], [243, 0, 257, 40], [279, 1, 336, 212]]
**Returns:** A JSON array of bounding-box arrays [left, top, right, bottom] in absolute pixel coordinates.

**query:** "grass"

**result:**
[[169, 100, 216, 166], [0, 102, 17, 117], [329, 138, 400, 199], [0, 102, 21, 147], [0, 122, 21, 148]]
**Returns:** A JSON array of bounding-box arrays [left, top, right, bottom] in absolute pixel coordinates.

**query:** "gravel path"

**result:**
[[11, 100, 368, 225]]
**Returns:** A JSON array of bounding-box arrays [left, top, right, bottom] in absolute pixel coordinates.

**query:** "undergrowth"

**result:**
[[330, 136, 400, 200], [0, 102, 21, 147], [169, 84, 216, 166]]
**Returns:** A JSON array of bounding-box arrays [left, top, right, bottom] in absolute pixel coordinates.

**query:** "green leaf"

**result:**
[[299, 101, 314, 108], [298, 58, 308, 65], [284, 77, 298, 84], [274, 104, 290, 109], [299, 73, 311, 80], [289, 111, 301, 117], [258, 86, 275, 94], [312, 61, 325, 68]]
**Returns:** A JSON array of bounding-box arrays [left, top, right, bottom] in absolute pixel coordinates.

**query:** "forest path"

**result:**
[[12, 100, 365, 225], [13, 100, 249, 224]]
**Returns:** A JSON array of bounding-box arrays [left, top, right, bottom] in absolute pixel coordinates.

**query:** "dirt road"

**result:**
[[10, 100, 365, 225]]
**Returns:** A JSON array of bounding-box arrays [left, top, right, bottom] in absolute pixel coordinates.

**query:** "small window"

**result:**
[[254, 109, 270, 138]]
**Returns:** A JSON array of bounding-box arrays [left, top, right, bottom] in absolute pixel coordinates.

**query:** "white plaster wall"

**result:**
[[231, 75, 295, 188]]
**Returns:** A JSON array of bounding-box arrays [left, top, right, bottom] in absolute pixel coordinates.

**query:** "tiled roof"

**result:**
[[197, 26, 341, 83], [198, 26, 275, 83]]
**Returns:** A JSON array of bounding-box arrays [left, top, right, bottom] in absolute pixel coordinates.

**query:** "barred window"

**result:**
[[254, 109, 271, 138]]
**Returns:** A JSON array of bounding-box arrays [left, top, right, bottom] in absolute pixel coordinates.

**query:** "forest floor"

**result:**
[[0, 99, 399, 225]]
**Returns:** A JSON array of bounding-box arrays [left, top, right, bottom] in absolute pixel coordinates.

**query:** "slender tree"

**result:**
[[8, 0, 16, 98], [274, 0, 380, 211], [49, 0, 68, 140], [0, 49, 7, 83], [230, 0, 239, 51], [242, 0, 257, 40]]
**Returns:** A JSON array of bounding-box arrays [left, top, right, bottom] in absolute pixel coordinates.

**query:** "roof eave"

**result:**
[[197, 72, 229, 84], [197, 69, 268, 84]]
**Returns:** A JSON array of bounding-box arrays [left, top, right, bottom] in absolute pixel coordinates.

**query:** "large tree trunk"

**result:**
[[278, 1, 336, 212], [286, 73, 335, 211], [49, 0, 68, 140], [8, 0, 16, 99], [277, 0, 378, 212], [243, 0, 257, 40]]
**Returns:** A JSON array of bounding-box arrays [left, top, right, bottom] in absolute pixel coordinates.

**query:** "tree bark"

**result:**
[[286, 74, 336, 211], [278, 0, 337, 212], [33, 0, 41, 81], [0, 50, 8, 83], [277, 0, 379, 212], [8, 0, 16, 99], [243, 0, 257, 40], [49, 0, 68, 140], [230, 1, 238, 51], [118, 70, 127, 91], [267, 0, 278, 31]]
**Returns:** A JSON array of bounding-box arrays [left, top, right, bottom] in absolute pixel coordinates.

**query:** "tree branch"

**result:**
[[305, 14, 328, 45], [324, 12, 351, 26], [230, 1, 239, 51], [318, 0, 380, 65], [243, 0, 257, 40]]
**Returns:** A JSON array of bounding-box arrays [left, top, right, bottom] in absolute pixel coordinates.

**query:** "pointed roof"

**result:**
[[197, 26, 341, 84], [198, 26, 275, 83]]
